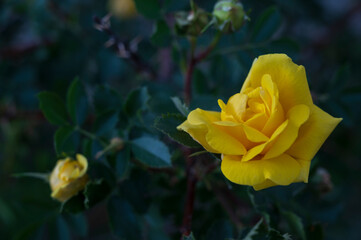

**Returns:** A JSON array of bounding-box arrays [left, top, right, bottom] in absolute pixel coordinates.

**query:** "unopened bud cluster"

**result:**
[[174, 0, 248, 37]]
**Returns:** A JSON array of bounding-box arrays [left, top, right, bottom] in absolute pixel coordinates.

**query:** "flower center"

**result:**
[[218, 74, 285, 137]]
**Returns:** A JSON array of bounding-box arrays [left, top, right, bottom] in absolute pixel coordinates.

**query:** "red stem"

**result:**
[[180, 155, 198, 237], [184, 58, 196, 105], [184, 33, 221, 105]]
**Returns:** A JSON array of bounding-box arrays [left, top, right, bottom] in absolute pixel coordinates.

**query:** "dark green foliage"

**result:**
[[131, 136, 172, 168], [38, 92, 69, 126], [282, 211, 306, 240], [93, 85, 122, 114], [107, 195, 141, 240], [54, 126, 79, 156], [93, 110, 119, 136], [60, 194, 86, 214], [66, 78, 88, 125], [118, 169, 151, 214], [154, 113, 200, 147], [151, 20, 172, 47], [124, 87, 150, 117], [134, 0, 161, 19], [251, 6, 282, 42], [84, 179, 112, 209]]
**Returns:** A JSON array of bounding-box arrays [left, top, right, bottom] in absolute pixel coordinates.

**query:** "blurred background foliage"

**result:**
[[1, 0, 361, 239]]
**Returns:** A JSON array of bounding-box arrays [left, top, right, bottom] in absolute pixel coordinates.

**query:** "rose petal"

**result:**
[[253, 179, 277, 191], [242, 124, 269, 142], [294, 160, 311, 183], [287, 105, 342, 162], [206, 124, 247, 155], [263, 104, 310, 159], [221, 154, 301, 186], [187, 108, 220, 125], [241, 54, 313, 112], [177, 120, 219, 153], [242, 120, 289, 162], [76, 154, 88, 177]]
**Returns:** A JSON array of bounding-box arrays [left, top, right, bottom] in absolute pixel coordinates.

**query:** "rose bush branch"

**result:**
[[93, 14, 156, 80], [180, 151, 198, 237], [184, 32, 222, 104]]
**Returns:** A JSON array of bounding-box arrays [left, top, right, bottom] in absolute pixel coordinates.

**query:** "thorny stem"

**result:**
[[181, 152, 198, 237], [184, 32, 222, 104]]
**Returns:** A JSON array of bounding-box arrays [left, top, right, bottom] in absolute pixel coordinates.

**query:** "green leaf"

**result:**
[[55, 216, 71, 240], [131, 136, 172, 168], [84, 179, 112, 209], [134, 0, 160, 19], [268, 228, 292, 240], [154, 113, 200, 148], [143, 206, 170, 240], [66, 77, 88, 125], [282, 211, 306, 240], [124, 87, 150, 117], [64, 213, 87, 237], [119, 169, 151, 214], [251, 6, 282, 42], [106, 147, 130, 180], [38, 92, 69, 126], [93, 110, 119, 136], [12, 172, 49, 182], [242, 219, 263, 240], [0, 197, 15, 225], [93, 85, 122, 114], [13, 219, 45, 240], [54, 126, 79, 156], [88, 161, 116, 186], [246, 188, 271, 224], [83, 139, 103, 159], [171, 96, 189, 116], [107, 195, 141, 240], [151, 20, 171, 47], [60, 193, 86, 214], [115, 145, 130, 178]]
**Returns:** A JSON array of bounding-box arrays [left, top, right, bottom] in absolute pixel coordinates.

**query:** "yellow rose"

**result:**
[[50, 154, 89, 202], [178, 54, 342, 190], [109, 0, 137, 19]]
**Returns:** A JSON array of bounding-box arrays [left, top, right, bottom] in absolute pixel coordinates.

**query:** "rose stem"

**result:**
[[184, 32, 222, 105], [180, 151, 198, 237]]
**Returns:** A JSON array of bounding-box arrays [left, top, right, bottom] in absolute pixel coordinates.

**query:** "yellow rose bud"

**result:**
[[109, 0, 137, 19], [50, 154, 89, 202], [178, 54, 342, 190]]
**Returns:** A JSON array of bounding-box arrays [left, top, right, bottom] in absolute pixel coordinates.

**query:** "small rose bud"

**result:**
[[175, 8, 209, 37], [212, 0, 248, 33], [50, 154, 89, 202], [110, 137, 124, 151]]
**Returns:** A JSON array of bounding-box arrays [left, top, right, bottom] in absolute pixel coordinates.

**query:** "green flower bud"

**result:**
[[213, 0, 248, 33], [175, 9, 209, 37]]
